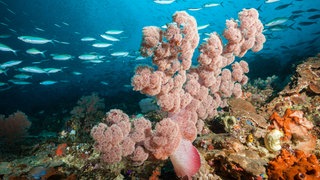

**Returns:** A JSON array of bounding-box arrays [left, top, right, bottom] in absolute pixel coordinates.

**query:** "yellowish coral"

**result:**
[[222, 116, 237, 132]]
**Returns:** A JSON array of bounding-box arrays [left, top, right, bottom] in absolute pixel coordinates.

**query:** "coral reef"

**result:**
[[263, 54, 320, 117], [2, 9, 320, 180], [0, 111, 31, 143], [268, 109, 316, 153], [66, 93, 105, 142], [91, 109, 151, 164], [281, 55, 320, 95], [1, 54, 320, 180], [267, 149, 320, 180]]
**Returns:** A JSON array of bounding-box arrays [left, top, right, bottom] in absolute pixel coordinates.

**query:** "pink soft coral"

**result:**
[[92, 8, 265, 179]]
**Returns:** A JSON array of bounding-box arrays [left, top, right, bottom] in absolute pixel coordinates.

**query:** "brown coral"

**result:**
[[280, 55, 320, 95], [262, 55, 320, 116], [267, 149, 320, 180], [0, 111, 31, 143]]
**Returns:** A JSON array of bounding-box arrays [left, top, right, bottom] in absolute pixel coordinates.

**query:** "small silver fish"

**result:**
[[203, 2, 223, 8], [111, 51, 129, 57], [265, 0, 280, 3], [52, 54, 73, 61], [265, 17, 289, 27], [20, 66, 47, 74], [14, 74, 32, 79], [100, 34, 120, 42], [105, 30, 124, 35], [26, 48, 46, 57], [0, 43, 18, 56], [9, 79, 32, 85], [40, 80, 57, 85], [153, 0, 175, 4], [92, 43, 112, 48], [197, 24, 210, 30], [44, 68, 62, 73], [18, 36, 53, 44], [0, 60, 22, 68], [81, 37, 96, 41], [78, 54, 99, 60]]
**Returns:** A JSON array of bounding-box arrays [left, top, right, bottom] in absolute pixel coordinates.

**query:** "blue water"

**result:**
[[0, 0, 319, 116]]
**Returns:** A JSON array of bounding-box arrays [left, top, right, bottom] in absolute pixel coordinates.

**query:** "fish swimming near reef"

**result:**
[[35, 27, 45, 32], [43, 68, 63, 74], [265, 17, 290, 27], [100, 81, 109, 86], [81, 37, 96, 41], [78, 54, 105, 60], [110, 51, 129, 57], [72, 71, 82, 75], [0, 82, 8, 86], [275, 2, 293, 10], [105, 30, 124, 35], [100, 34, 119, 42], [52, 54, 73, 61], [197, 24, 210, 30], [84, 59, 104, 64], [14, 74, 32, 79], [306, 8, 320, 12], [39, 80, 58, 85], [187, 7, 202, 11], [308, 14, 320, 20], [26, 48, 46, 57], [268, 24, 294, 31], [153, 0, 176, 4], [292, 10, 304, 14], [0, 60, 22, 69], [265, 0, 280, 3], [18, 36, 53, 44], [203, 2, 223, 8], [92, 42, 112, 48], [8, 79, 32, 85], [298, 21, 317, 26], [20, 66, 47, 74], [0, 42, 18, 56], [0, 69, 8, 75]]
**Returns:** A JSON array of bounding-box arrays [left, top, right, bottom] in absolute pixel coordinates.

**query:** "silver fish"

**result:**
[[52, 54, 73, 61], [0, 60, 22, 69], [153, 0, 175, 4], [92, 42, 112, 48], [14, 74, 32, 79], [111, 51, 129, 57], [40, 80, 57, 85], [81, 37, 96, 41], [105, 30, 123, 35], [100, 34, 119, 42], [20, 66, 47, 74], [0, 42, 17, 56], [9, 79, 32, 85], [26, 48, 46, 57], [265, 17, 289, 27], [18, 36, 53, 44]]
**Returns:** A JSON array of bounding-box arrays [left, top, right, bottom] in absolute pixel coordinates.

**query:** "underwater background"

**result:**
[[1, 0, 320, 179], [0, 0, 319, 116]]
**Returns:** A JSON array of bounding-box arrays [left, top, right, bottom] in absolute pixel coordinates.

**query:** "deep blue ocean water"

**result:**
[[0, 0, 319, 118]]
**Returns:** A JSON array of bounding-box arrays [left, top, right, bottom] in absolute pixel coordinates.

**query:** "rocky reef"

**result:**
[[1, 55, 320, 179]]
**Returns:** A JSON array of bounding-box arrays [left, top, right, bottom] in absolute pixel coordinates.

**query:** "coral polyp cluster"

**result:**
[[267, 149, 320, 180]]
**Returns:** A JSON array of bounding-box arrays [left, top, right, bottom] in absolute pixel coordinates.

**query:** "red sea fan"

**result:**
[[0, 111, 31, 143]]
